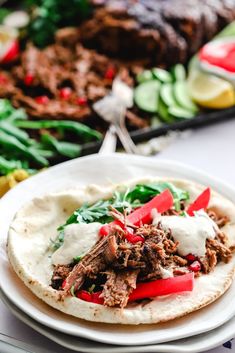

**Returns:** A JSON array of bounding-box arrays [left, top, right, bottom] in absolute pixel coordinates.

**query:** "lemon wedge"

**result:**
[[188, 70, 235, 109]]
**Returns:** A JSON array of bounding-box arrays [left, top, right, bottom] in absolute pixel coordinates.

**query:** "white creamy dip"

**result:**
[[52, 222, 101, 265], [153, 210, 218, 257]]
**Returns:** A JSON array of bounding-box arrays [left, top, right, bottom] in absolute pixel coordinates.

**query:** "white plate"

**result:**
[[1, 154, 235, 346], [1, 289, 235, 353]]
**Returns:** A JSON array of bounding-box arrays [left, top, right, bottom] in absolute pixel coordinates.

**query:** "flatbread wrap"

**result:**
[[7, 177, 235, 324]]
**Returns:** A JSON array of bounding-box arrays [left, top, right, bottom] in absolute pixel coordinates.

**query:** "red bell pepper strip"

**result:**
[[2, 40, 19, 63], [99, 189, 174, 237], [187, 187, 211, 216], [77, 290, 104, 305], [123, 226, 144, 243], [128, 273, 194, 302]]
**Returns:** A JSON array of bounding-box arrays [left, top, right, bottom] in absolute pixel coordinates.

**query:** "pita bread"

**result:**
[[7, 177, 235, 324]]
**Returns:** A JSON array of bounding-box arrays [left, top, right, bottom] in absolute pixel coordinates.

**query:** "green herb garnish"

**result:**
[[51, 231, 64, 251], [25, 0, 91, 47], [55, 182, 189, 249], [73, 255, 83, 263]]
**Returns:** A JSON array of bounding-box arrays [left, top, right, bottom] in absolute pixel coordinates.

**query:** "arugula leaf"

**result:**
[[127, 182, 189, 209]]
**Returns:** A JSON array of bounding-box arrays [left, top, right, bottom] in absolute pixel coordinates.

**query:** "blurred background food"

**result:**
[[1, 0, 235, 196]]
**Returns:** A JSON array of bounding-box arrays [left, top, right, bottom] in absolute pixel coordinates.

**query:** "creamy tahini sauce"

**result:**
[[152, 211, 218, 257], [52, 222, 101, 265]]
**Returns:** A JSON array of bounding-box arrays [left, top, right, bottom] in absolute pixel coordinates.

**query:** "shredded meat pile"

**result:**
[[0, 30, 147, 130], [51, 209, 233, 308]]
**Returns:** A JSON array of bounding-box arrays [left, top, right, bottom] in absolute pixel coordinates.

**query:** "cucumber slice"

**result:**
[[160, 83, 178, 107], [174, 81, 199, 113], [171, 64, 186, 81], [136, 70, 153, 84], [134, 80, 160, 113], [168, 106, 195, 119], [152, 68, 173, 83], [158, 98, 174, 123], [151, 116, 163, 128]]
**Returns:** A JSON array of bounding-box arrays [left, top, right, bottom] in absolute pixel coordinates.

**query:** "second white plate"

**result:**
[[1, 289, 235, 353]]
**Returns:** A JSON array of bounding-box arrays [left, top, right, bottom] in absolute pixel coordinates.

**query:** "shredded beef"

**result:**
[[102, 270, 139, 307], [206, 238, 232, 263], [51, 264, 74, 290], [52, 206, 233, 308], [63, 234, 113, 293], [207, 209, 229, 228]]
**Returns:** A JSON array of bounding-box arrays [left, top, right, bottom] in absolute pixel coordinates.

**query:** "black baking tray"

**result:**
[[80, 106, 235, 155]]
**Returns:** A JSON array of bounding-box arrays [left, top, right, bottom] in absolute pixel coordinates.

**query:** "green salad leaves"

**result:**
[[0, 99, 101, 176], [53, 182, 189, 250], [25, 0, 91, 47], [59, 182, 189, 230]]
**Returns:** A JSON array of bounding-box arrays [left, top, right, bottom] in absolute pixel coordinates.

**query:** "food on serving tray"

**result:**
[[188, 71, 235, 109], [0, 98, 101, 195], [7, 178, 235, 324], [0, 33, 147, 128], [186, 22, 235, 109], [134, 65, 198, 123], [81, 0, 235, 66]]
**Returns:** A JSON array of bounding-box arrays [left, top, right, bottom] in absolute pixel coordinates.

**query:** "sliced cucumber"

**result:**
[[152, 68, 173, 83], [171, 64, 186, 81], [158, 98, 174, 123], [136, 70, 153, 84], [168, 106, 195, 119], [174, 81, 198, 113], [134, 80, 160, 113], [151, 116, 163, 128], [160, 83, 178, 107]]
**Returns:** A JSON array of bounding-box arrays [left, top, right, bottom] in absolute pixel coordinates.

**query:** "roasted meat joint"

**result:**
[[82, 0, 235, 65]]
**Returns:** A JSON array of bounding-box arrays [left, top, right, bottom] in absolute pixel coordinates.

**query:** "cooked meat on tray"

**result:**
[[81, 0, 235, 66]]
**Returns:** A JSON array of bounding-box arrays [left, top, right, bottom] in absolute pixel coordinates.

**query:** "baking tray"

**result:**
[[80, 106, 235, 155]]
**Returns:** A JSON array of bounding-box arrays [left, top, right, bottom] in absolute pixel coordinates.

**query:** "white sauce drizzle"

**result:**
[[52, 222, 101, 265], [159, 266, 173, 279], [152, 210, 218, 257]]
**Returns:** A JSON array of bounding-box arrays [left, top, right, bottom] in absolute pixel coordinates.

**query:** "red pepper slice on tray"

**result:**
[[187, 187, 211, 216], [99, 189, 174, 239], [128, 273, 194, 302]]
